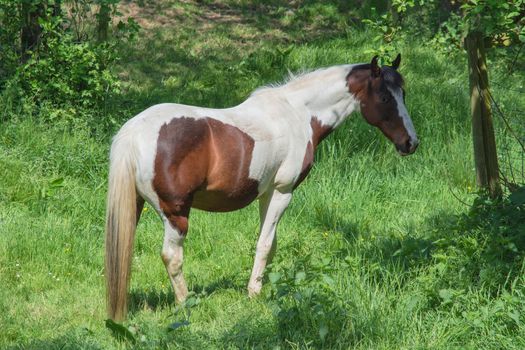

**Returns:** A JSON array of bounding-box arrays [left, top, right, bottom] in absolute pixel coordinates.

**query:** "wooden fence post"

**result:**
[[465, 31, 502, 199]]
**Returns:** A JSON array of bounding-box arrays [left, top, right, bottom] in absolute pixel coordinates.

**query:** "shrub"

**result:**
[[0, 0, 139, 131], [267, 254, 348, 347], [19, 37, 120, 121]]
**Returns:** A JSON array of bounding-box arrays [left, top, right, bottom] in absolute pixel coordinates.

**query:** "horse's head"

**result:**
[[347, 54, 419, 155]]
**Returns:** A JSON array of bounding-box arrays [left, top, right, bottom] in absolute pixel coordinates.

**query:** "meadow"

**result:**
[[1, 1, 524, 349]]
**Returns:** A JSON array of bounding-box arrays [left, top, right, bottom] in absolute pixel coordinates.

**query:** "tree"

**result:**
[[96, 0, 119, 42], [364, 0, 524, 198], [96, 1, 111, 42], [20, 0, 47, 62], [465, 31, 501, 198], [460, 0, 523, 198]]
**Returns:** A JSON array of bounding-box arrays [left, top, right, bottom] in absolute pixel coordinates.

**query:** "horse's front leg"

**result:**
[[248, 189, 292, 296]]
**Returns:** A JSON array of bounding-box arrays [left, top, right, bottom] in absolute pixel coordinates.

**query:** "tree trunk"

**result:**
[[465, 31, 502, 199], [52, 0, 62, 18], [20, 0, 47, 62], [97, 2, 111, 43]]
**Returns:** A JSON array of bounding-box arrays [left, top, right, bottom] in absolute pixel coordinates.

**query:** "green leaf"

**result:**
[[405, 295, 420, 313], [321, 257, 331, 266], [319, 322, 329, 341], [438, 289, 454, 304], [322, 274, 335, 287], [508, 311, 521, 326], [167, 320, 190, 332], [294, 271, 306, 284], [50, 177, 64, 188], [105, 319, 136, 343], [509, 187, 525, 205], [184, 296, 200, 308], [269, 272, 282, 284]]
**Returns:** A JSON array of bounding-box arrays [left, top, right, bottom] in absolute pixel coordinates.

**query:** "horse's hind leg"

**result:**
[[161, 210, 190, 303], [248, 189, 292, 296]]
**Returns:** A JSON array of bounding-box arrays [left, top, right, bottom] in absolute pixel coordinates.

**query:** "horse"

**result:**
[[105, 54, 419, 321]]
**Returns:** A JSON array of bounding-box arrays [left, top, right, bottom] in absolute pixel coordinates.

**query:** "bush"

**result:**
[[0, 1, 21, 87], [0, 0, 139, 131], [21, 38, 120, 120], [267, 254, 348, 347], [1, 36, 121, 130]]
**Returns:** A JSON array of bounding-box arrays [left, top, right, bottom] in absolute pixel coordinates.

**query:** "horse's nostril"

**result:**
[[395, 141, 410, 155], [398, 138, 419, 155], [410, 139, 419, 153]]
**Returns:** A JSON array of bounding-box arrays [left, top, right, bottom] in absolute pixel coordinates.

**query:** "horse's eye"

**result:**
[[380, 95, 391, 104]]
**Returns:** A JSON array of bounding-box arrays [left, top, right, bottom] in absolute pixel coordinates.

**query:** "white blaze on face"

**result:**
[[387, 86, 418, 143]]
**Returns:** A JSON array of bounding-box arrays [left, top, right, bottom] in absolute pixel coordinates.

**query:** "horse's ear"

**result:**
[[370, 55, 381, 77], [391, 53, 401, 70]]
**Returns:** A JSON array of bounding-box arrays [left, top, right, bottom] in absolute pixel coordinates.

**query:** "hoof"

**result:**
[[247, 284, 262, 298]]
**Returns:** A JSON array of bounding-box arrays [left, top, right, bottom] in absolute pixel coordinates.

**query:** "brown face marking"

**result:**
[[346, 64, 410, 149], [153, 117, 259, 232], [294, 117, 333, 189]]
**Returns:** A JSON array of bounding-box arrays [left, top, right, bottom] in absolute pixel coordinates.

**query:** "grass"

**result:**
[[1, 0, 524, 349]]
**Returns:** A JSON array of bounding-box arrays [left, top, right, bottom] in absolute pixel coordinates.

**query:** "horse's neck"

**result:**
[[281, 66, 358, 131]]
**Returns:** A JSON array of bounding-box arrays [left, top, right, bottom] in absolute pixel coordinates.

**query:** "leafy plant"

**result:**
[[0, 0, 139, 131], [362, 9, 401, 62], [0, 1, 21, 87], [510, 186, 525, 206], [427, 195, 525, 298], [267, 254, 347, 346]]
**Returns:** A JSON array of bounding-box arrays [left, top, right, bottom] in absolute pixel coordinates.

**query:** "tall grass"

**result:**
[[1, 1, 524, 349]]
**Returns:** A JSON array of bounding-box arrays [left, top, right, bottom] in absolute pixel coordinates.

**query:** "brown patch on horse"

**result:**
[[310, 117, 333, 147], [346, 65, 409, 147], [294, 141, 313, 189], [294, 117, 333, 188], [153, 117, 259, 232]]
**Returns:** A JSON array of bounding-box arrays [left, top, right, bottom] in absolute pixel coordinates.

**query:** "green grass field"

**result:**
[[1, 1, 524, 349]]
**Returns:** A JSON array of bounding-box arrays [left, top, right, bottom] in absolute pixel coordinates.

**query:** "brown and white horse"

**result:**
[[105, 55, 419, 320]]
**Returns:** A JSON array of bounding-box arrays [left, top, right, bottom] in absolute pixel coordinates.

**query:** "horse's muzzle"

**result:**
[[396, 138, 419, 156]]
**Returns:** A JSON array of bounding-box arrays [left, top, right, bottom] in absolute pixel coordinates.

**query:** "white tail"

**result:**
[[105, 132, 138, 321]]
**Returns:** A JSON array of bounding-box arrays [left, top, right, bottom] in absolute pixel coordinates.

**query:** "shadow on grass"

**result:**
[[129, 288, 175, 314], [421, 196, 525, 291], [191, 274, 246, 295], [4, 329, 103, 350], [351, 195, 525, 295], [128, 275, 244, 314], [218, 315, 279, 349]]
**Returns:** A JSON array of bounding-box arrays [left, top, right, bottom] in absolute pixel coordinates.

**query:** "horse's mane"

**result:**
[[250, 65, 351, 97], [250, 68, 314, 96], [249, 63, 403, 99]]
